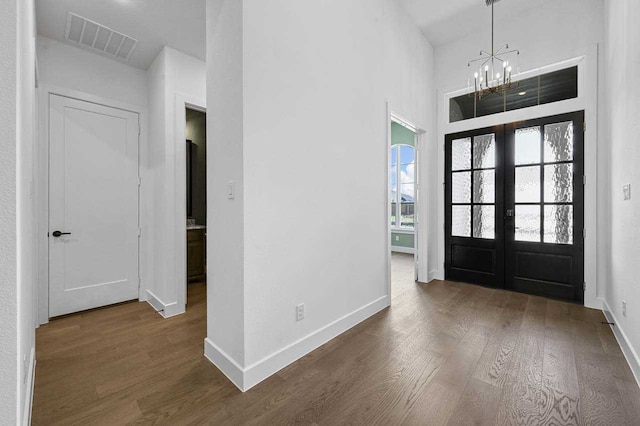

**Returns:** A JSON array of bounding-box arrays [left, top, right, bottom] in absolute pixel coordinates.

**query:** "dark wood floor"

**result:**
[[33, 253, 640, 425]]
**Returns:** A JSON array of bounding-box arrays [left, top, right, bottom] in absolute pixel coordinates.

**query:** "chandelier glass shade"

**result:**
[[468, 0, 520, 99]]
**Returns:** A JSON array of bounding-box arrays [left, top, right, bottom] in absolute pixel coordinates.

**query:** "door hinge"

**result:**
[[137, 228, 142, 237], [583, 175, 586, 186], [583, 282, 586, 292], [583, 122, 587, 133], [138, 176, 142, 187], [138, 124, 141, 136], [583, 228, 586, 239]]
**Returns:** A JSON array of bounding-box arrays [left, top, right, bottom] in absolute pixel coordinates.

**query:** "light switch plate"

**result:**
[[227, 180, 235, 199], [623, 184, 631, 201]]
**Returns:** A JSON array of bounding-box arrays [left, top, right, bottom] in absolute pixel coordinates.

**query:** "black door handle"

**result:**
[[52, 231, 71, 237]]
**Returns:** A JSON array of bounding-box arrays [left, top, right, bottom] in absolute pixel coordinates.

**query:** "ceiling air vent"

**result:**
[[65, 12, 138, 61]]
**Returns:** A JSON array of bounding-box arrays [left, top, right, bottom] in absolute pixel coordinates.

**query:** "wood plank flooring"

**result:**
[[32, 253, 640, 425]]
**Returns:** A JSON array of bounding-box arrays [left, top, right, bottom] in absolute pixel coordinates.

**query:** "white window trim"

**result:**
[[390, 142, 416, 233]]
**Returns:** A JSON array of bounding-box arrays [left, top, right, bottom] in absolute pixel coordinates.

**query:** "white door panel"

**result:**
[[49, 94, 139, 317]]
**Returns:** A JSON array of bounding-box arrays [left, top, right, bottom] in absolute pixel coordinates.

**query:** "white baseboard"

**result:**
[[391, 246, 415, 254], [204, 295, 389, 392], [602, 298, 640, 388], [145, 290, 185, 318], [204, 338, 246, 390], [23, 347, 35, 426]]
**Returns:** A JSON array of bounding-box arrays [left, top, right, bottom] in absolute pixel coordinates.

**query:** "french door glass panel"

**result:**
[[445, 111, 584, 303]]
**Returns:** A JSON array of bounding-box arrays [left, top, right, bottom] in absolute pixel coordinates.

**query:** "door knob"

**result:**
[[52, 231, 71, 237]]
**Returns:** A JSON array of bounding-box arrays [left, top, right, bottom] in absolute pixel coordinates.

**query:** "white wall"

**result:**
[[206, 0, 246, 371], [431, 0, 607, 301], [0, 1, 19, 421], [602, 0, 640, 380], [205, 0, 434, 390], [36, 36, 147, 107], [143, 46, 206, 315], [1, 0, 37, 424]]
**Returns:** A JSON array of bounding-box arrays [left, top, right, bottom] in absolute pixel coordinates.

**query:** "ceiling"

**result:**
[[397, 0, 553, 46], [36, 0, 206, 70]]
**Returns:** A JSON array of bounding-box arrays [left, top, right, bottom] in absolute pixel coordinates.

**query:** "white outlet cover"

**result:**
[[623, 184, 631, 200]]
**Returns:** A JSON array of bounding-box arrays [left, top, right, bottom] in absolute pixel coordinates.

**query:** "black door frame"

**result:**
[[445, 111, 585, 303]]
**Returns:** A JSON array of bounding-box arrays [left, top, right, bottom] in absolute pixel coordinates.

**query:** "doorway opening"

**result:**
[[185, 107, 207, 308], [389, 113, 420, 300], [445, 111, 585, 303]]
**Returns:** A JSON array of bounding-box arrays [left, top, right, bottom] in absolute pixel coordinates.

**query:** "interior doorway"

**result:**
[[445, 111, 585, 303], [185, 107, 207, 306], [389, 113, 421, 298]]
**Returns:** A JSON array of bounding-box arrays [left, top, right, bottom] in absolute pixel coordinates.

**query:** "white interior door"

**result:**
[[49, 94, 140, 317]]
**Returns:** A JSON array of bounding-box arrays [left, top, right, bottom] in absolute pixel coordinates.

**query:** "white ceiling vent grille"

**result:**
[[65, 12, 138, 61]]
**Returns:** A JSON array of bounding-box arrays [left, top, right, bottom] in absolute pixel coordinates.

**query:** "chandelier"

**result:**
[[468, 0, 520, 99]]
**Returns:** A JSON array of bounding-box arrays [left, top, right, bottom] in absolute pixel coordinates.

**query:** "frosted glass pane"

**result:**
[[544, 121, 574, 163], [452, 137, 471, 171], [516, 205, 541, 242], [473, 134, 496, 169], [544, 164, 573, 203], [515, 126, 541, 165], [473, 170, 495, 203], [544, 205, 573, 244], [515, 166, 541, 203], [473, 205, 495, 239], [452, 206, 471, 237], [452, 172, 471, 203]]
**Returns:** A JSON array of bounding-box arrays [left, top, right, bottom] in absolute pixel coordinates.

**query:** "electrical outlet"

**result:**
[[623, 300, 627, 317], [296, 303, 304, 321], [623, 184, 631, 201], [395, 235, 400, 242]]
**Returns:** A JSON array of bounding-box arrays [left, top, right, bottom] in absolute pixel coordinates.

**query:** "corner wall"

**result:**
[[602, 0, 640, 383], [144, 46, 206, 316], [205, 0, 435, 390], [1, 0, 37, 423]]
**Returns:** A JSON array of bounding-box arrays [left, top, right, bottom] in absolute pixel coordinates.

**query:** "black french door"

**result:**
[[445, 111, 584, 303]]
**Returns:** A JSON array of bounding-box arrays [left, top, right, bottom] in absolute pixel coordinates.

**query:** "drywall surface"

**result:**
[[205, 0, 434, 386], [603, 0, 640, 377], [143, 46, 206, 309], [17, 0, 38, 423], [242, 0, 433, 368], [1, 0, 37, 423], [206, 0, 246, 366], [0, 1, 19, 422], [36, 36, 148, 107], [431, 0, 606, 291]]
